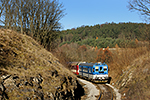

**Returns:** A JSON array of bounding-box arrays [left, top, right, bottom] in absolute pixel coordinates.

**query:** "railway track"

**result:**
[[98, 84, 114, 100], [78, 78, 116, 100]]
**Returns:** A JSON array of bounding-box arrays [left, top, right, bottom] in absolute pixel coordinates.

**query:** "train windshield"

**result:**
[[100, 67, 102, 71], [104, 66, 107, 72], [95, 67, 99, 72], [96, 69, 98, 72]]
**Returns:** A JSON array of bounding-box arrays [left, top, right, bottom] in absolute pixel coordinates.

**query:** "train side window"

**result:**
[[72, 66, 75, 69], [89, 68, 92, 73], [83, 67, 88, 72]]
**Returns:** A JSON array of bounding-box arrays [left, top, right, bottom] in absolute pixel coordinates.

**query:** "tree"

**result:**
[[128, 0, 150, 50], [0, 0, 65, 50], [128, 0, 150, 22], [95, 48, 105, 63], [95, 48, 112, 63]]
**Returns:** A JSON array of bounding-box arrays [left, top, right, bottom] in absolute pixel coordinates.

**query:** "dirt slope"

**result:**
[[0, 29, 80, 99]]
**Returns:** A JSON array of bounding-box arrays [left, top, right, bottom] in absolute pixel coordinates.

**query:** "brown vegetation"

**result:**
[[55, 40, 150, 100], [0, 0, 65, 51], [108, 46, 150, 100], [0, 29, 80, 99], [53, 43, 98, 66], [95, 47, 112, 63], [109, 46, 149, 79]]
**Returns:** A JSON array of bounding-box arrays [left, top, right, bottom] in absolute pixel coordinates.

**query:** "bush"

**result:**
[[95, 47, 112, 63]]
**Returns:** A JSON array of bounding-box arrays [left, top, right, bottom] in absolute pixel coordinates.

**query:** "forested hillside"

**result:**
[[58, 22, 150, 48]]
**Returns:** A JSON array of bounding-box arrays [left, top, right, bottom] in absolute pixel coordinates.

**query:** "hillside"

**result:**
[[54, 41, 150, 100], [0, 29, 82, 99], [0, 28, 150, 100], [58, 22, 150, 48], [114, 51, 150, 100]]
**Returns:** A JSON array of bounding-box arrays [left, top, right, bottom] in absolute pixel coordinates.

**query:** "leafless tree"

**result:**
[[0, 0, 65, 32], [128, 0, 150, 56], [0, 0, 65, 50], [128, 0, 150, 23]]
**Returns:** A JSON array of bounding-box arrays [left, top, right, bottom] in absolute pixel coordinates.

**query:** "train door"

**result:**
[[79, 66, 83, 77]]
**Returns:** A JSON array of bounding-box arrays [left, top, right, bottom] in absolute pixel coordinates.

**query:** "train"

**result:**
[[69, 62, 111, 83]]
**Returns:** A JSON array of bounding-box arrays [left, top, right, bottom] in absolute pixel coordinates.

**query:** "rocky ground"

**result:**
[[78, 78, 100, 100], [0, 29, 84, 99]]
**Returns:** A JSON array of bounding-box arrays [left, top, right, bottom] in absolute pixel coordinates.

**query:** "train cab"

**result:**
[[78, 62, 109, 83]]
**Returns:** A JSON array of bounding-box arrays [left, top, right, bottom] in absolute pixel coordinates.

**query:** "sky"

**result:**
[[59, 0, 144, 30]]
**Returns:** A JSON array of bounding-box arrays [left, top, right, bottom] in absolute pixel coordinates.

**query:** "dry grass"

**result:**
[[108, 46, 149, 82], [107, 45, 150, 100], [53, 43, 98, 67], [0, 29, 76, 93]]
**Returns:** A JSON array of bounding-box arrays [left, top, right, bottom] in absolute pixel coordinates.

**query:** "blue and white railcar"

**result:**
[[78, 62, 109, 83]]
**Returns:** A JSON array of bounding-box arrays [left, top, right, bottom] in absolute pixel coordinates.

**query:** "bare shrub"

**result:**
[[78, 45, 87, 51], [108, 46, 149, 83], [95, 48, 112, 63], [53, 43, 98, 67]]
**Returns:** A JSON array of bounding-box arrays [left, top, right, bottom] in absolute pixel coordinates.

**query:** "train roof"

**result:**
[[79, 62, 94, 67], [79, 62, 107, 67]]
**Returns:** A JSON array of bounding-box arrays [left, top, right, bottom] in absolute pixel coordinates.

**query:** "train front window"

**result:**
[[100, 67, 102, 71], [104, 66, 107, 72], [95, 67, 99, 72]]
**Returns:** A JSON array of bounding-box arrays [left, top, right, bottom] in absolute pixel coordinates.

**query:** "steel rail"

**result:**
[[98, 84, 114, 100]]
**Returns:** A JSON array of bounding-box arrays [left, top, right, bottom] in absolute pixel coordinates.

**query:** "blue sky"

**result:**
[[59, 0, 144, 30]]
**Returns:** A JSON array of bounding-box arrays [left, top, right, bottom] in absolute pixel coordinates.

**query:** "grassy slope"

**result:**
[[109, 48, 150, 100], [0, 29, 76, 98]]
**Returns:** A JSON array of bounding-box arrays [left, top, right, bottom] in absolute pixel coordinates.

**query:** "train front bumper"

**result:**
[[93, 74, 109, 82]]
